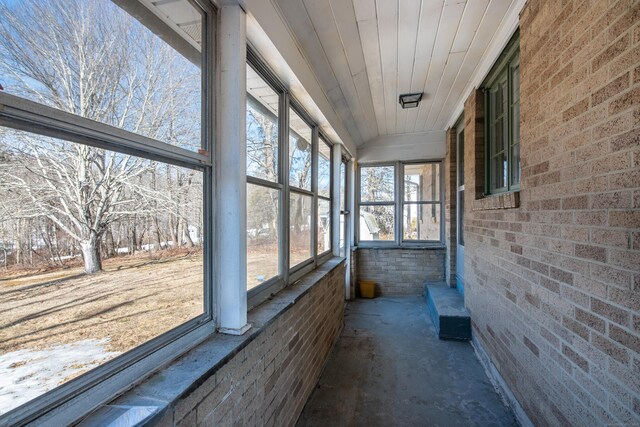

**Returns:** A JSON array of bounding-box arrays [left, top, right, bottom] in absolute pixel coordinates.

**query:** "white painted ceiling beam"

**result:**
[[357, 131, 446, 163]]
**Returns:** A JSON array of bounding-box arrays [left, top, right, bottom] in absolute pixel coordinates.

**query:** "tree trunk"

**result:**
[[105, 227, 116, 257], [128, 222, 137, 255], [182, 218, 194, 247], [80, 236, 102, 274]]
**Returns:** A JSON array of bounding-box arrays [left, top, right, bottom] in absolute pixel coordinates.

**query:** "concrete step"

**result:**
[[425, 282, 471, 341]]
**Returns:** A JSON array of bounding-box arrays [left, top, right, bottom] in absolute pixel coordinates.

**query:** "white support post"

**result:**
[[346, 160, 355, 300], [332, 144, 342, 257], [217, 5, 250, 335]]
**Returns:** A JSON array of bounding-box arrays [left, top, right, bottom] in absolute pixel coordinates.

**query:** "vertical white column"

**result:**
[[217, 5, 250, 335], [346, 160, 355, 300], [332, 144, 342, 257]]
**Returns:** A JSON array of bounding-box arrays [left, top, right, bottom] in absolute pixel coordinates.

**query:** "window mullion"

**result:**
[[395, 161, 402, 246], [312, 126, 319, 264], [281, 92, 290, 283]]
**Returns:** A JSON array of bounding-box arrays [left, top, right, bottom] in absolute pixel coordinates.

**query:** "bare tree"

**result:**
[[0, 0, 201, 273]]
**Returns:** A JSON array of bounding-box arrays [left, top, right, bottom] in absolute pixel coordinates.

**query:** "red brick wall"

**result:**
[[461, 0, 640, 425]]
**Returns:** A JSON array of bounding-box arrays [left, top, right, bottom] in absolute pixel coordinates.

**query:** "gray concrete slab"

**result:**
[[297, 296, 517, 427]]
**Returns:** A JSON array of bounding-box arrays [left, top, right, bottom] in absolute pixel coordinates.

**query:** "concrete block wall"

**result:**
[[165, 263, 345, 426], [457, 0, 640, 425], [354, 248, 445, 296]]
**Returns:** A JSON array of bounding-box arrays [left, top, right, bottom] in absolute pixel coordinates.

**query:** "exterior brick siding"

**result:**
[[155, 262, 346, 426], [456, 0, 640, 425], [445, 127, 458, 287], [354, 248, 445, 296]]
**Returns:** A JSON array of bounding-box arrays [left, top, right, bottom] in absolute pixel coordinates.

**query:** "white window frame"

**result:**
[[0, 1, 216, 424], [246, 50, 334, 308], [356, 160, 444, 248]]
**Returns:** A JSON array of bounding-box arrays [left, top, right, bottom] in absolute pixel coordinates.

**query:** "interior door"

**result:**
[[456, 122, 465, 295]]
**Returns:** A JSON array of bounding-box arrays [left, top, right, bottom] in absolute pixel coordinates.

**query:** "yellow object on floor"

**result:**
[[359, 280, 376, 298]]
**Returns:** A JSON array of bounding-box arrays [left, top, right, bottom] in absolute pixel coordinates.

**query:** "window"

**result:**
[[484, 32, 520, 194], [317, 139, 332, 254], [288, 108, 314, 268], [403, 163, 441, 241], [246, 65, 281, 290], [245, 52, 335, 303], [0, 0, 214, 423], [358, 162, 443, 245], [339, 159, 347, 257], [289, 109, 313, 191], [359, 165, 395, 241]]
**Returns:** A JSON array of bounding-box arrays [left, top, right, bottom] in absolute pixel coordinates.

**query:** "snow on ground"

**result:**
[[0, 339, 120, 415]]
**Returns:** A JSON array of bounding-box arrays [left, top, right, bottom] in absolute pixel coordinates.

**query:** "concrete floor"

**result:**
[[297, 296, 518, 427]]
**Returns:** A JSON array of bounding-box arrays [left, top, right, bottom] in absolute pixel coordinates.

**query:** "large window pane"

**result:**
[[246, 66, 279, 182], [404, 163, 440, 202], [403, 204, 440, 241], [247, 184, 279, 289], [289, 192, 312, 267], [492, 152, 507, 190], [0, 0, 203, 151], [318, 198, 331, 254], [360, 166, 394, 202], [359, 205, 394, 241], [318, 140, 331, 197], [0, 129, 204, 415], [289, 109, 312, 190]]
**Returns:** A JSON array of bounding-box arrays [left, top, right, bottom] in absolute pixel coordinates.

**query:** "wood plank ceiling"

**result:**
[[273, 0, 517, 146]]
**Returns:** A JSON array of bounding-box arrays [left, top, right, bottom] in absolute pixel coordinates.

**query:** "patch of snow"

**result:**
[[0, 339, 120, 416]]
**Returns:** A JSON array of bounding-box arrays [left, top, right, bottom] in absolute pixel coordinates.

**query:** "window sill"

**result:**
[[472, 191, 520, 211], [354, 243, 446, 250], [76, 257, 346, 427]]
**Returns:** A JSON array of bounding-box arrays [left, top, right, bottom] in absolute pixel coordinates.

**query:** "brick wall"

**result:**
[[461, 0, 640, 425], [355, 248, 445, 296], [161, 262, 345, 426], [445, 128, 457, 287]]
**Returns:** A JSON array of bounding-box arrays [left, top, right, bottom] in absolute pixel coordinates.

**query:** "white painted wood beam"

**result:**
[[357, 131, 446, 162], [217, 5, 250, 335]]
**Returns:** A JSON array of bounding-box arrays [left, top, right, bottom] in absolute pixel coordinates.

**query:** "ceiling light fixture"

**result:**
[[398, 92, 423, 109]]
